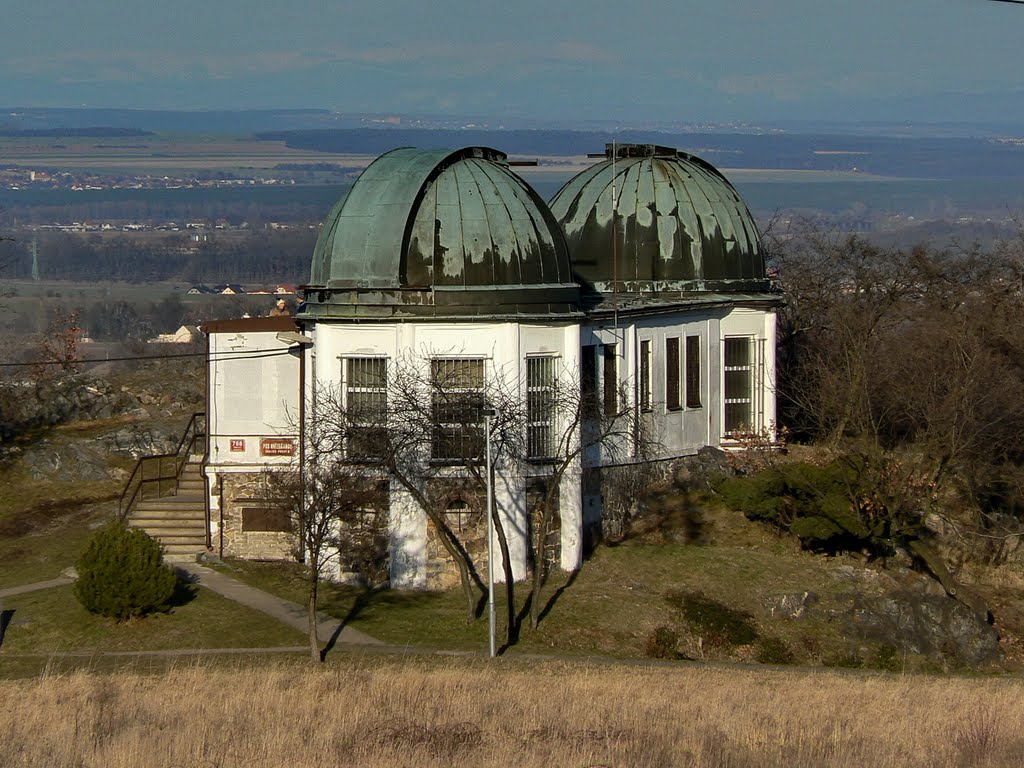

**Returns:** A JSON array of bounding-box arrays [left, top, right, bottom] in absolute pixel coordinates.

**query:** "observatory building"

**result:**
[[198, 143, 780, 586]]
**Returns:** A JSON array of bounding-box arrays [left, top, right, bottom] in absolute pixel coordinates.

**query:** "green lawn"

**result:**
[[0, 584, 304, 657], [212, 507, 861, 661]]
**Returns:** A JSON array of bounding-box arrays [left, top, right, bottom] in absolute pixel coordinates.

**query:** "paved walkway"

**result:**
[[0, 577, 74, 600], [176, 563, 381, 647], [0, 566, 381, 649]]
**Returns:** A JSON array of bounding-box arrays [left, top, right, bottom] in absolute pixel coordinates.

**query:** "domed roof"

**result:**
[[302, 147, 580, 319], [550, 144, 770, 296]]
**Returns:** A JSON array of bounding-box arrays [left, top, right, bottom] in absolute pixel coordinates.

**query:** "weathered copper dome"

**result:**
[[301, 147, 580, 320], [550, 144, 770, 296]]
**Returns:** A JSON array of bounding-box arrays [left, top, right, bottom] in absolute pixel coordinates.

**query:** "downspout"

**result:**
[[298, 323, 307, 564], [203, 330, 212, 551], [218, 475, 224, 557]]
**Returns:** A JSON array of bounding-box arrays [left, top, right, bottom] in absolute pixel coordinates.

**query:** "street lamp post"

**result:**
[[483, 407, 497, 658]]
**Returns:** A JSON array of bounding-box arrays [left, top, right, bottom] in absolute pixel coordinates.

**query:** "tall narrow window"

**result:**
[[345, 357, 387, 459], [665, 337, 681, 411], [723, 338, 753, 436], [527, 356, 557, 459], [685, 335, 701, 409], [603, 344, 618, 416], [581, 345, 598, 417], [431, 358, 485, 460], [639, 339, 652, 412]]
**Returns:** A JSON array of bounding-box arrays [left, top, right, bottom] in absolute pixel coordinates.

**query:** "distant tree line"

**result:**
[[0, 192, 339, 229], [0, 230, 316, 285]]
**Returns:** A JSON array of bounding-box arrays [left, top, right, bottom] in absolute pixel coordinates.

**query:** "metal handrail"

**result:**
[[118, 412, 206, 522]]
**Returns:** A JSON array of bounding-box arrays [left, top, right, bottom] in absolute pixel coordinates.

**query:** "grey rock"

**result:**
[[673, 446, 734, 491], [843, 590, 1000, 666], [766, 591, 818, 620], [21, 442, 113, 483], [102, 425, 178, 459]]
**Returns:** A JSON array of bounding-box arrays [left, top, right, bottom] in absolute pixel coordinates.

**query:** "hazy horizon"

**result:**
[[3, 1, 1024, 125]]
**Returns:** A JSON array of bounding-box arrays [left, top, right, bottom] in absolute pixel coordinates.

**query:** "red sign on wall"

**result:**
[[230, 439, 246, 452], [260, 438, 296, 456]]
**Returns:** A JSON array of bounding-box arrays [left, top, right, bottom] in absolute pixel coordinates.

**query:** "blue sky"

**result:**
[[2, 0, 1023, 124]]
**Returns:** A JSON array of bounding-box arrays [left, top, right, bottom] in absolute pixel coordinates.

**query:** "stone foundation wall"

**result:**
[[424, 479, 488, 590], [218, 472, 296, 561]]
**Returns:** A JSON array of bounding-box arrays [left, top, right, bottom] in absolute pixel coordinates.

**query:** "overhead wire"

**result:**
[[0, 346, 297, 368]]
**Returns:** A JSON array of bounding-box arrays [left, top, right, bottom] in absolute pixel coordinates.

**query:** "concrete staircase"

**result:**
[[126, 461, 208, 562]]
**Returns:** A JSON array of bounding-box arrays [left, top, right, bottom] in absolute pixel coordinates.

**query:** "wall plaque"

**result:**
[[260, 438, 296, 456]]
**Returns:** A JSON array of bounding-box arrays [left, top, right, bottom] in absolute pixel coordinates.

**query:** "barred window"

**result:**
[[344, 357, 387, 459], [666, 337, 681, 411], [685, 335, 701, 409], [639, 339, 652, 412], [723, 338, 753, 435], [431, 358, 485, 461], [527, 356, 557, 459]]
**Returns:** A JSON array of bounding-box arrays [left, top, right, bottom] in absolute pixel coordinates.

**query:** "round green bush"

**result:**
[[74, 522, 178, 620]]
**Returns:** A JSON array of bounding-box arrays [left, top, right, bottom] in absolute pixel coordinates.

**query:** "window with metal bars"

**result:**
[[685, 335, 701, 409], [639, 339, 652, 412], [526, 356, 557, 459], [344, 357, 387, 459], [723, 338, 754, 435], [431, 358, 485, 461], [666, 337, 681, 411]]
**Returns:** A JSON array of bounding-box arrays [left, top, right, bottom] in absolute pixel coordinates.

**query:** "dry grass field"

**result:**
[[2, 657, 1021, 767]]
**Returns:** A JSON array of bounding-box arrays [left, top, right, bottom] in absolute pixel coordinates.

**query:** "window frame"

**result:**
[[526, 355, 558, 460], [685, 335, 702, 409], [602, 343, 618, 417], [723, 336, 755, 437], [430, 357, 487, 462], [639, 339, 652, 413], [342, 356, 388, 461], [665, 336, 682, 411]]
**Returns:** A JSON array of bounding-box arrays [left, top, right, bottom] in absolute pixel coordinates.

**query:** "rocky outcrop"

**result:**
[[672, 447, 734, 492], [0, 374, 138, 441], [843, 590, 1000, 666]]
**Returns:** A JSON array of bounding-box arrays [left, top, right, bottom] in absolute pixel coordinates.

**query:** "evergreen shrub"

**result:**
[[74, 522, 178, 620], [716, 458, 893, 554]]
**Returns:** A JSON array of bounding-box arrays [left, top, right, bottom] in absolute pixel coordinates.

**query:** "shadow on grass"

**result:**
[[0, 609, 14, 647], [318, 586, 468, 659], [320, 589, 373, 661], [168, 571, 200, 612], [503, 568, 581, 655]]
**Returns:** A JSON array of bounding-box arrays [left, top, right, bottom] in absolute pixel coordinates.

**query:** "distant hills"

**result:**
[[257, 128, 1024, 180], [5, 108, 1024, 179]]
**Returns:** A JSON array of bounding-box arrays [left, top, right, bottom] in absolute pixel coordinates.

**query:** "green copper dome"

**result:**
[[302, 147, 580, 320], [550, 144, 769, 296]]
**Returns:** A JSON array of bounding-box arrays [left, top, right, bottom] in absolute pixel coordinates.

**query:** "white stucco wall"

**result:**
[[207, 327, 301, 467], [582, 303, 777, 461], [308, 318, 583, 586]]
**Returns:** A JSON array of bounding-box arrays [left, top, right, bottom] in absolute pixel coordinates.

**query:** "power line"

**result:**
[[0, 346, 297, 368]]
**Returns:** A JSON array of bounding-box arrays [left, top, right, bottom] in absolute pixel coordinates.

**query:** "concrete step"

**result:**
[[134, 494, 205, 509], [128, 516, 204, 528], [139, 531, 207, 545]]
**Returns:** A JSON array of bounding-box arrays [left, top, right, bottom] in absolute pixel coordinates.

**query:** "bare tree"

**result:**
[[258, 419, 383, 663], [771, 220, 1024, 590], [313, 354, 510, 624], [512, 362, 646, 631]]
